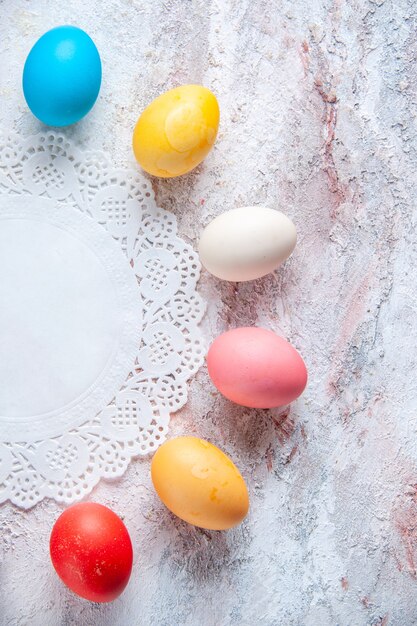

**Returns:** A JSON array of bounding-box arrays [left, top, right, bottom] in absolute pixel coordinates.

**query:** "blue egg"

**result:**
[[23, 26, 102, 127]]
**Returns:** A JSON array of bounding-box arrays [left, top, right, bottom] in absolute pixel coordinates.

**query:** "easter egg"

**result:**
[[50, 502, 133, 602], [132, 85, 219, 177], [151, 436, 249, 530], [23, 26, 102, 126], [199, 206, 297, 282], [207, 327, 307, 408]]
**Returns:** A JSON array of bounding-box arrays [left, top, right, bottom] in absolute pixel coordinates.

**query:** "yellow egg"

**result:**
[[132, 85, 219, 178], [151, 436, 249, 530]]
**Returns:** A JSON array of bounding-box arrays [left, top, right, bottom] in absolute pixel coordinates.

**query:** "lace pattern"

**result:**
[[0, 131, 205, 508]]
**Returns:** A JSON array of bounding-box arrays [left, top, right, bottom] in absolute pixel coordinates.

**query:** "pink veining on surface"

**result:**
[[321, 100, 348, 216], [271, 407, 295, 445], [285, 443, 299, 465], [299, 40, 310, 76], [394, 485, 417, 579], [299, 38, 347, 216], [265, 444, 274, 472]]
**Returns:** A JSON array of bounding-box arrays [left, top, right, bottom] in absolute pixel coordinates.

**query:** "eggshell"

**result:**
[[132, 85, 219, 177], [151, 436, 249, 530], [207, 327, 307, 408], [23, 26, 102, 127], [198, 206, 296, 282], [49, 503, 132, 603]]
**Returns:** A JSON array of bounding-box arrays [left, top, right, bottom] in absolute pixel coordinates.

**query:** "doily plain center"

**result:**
[[0, 211, 121, 418]]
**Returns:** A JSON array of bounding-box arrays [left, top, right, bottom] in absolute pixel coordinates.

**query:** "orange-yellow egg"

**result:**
[[151, 436, 249, 530], [132, 85, 219, 178]]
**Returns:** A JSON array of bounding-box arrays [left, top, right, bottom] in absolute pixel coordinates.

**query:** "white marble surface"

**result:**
[[1, 0, 417, 624]]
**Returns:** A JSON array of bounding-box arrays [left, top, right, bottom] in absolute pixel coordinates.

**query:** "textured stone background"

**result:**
[[1, 0, 417, 624]]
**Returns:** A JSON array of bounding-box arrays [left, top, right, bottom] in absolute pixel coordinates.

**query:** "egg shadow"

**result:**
[[210, 395, 298, 466], [192, 350, 300, 474], [158, 506, 248, 585], [204, 264, 297, 333], [19, 112, 98, 153], [146, 151, 230, 245]]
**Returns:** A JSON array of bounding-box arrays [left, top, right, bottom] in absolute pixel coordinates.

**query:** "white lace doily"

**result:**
[[0, 131, 205, 508]]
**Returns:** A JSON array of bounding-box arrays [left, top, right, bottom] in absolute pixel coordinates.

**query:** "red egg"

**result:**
[[50, 502, 133, 603], [207, 327, 308, 408]]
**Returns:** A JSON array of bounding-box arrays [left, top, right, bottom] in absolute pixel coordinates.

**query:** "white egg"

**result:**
[[198, 206, 297, 282]]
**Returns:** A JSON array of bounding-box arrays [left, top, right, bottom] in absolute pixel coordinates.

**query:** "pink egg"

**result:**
[[207, 327, 307, 408]]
